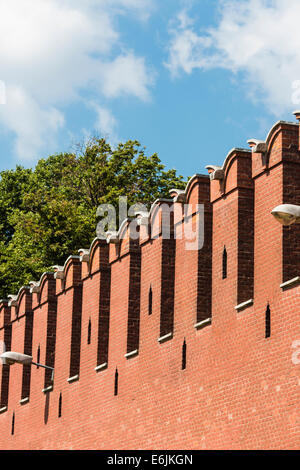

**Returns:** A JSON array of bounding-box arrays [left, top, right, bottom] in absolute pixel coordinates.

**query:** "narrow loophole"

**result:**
[[37, 344, 40, 369], [114, 369, 118, 396], [87, 318, 92, 345], [11, 412, 15, 435], [182, 339, 187, 370], [148, 286, 153, 315], [58, 393, 62, 418], [265, 304, 271, 338], [222, 246, 227, 279]]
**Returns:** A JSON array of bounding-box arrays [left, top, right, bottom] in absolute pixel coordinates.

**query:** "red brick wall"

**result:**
[[0, 119, 300, 449]]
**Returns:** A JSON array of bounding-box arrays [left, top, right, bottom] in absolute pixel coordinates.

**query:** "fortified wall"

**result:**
[[0, 115, 300, 449]]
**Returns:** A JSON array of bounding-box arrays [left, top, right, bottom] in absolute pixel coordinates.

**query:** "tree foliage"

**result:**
[[0, 138, 186, 299]]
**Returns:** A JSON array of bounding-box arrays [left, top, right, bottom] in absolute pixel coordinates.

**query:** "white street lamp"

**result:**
[[0, 351, 54, 381], [271, 204, 300, 226]]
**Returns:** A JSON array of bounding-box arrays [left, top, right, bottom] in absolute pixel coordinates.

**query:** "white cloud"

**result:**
[[101, 53, 154, 101], [166, 27, 212, 76], [0, 0, 154, 160], [166, 0, 300, 115], [0, 85, 64, 160], [91, 104, 118, 142]]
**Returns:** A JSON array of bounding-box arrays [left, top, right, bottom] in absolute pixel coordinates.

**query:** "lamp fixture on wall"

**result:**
[[271, 204, 300, 226], [0, 351, 54, 381]]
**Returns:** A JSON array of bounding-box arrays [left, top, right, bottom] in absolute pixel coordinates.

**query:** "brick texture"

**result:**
[[0, 119, 300, 449]]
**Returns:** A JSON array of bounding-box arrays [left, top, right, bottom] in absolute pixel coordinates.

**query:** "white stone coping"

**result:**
[[158, 332, 173, 343], [194, 317, 212, 329], [0, 406, 7, 414], [235, 299, 254, 311], [95, 362, 108, 372], [124, 349, 138, 359], [280, 276, 300, 290], [42, 385, 53, 394], [67, 374, 79, 383], [19, 397, 29, 405]]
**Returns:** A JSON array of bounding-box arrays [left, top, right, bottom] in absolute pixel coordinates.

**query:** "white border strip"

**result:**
[[67, 374, 79, 383], [235, 299, 253, 311], [19, 397, 29, 405], [95, 362, 108, 372], [194, 318, 212, 329], [124, 349, 138, 359], [280, 276, 300, 289], [158, 332, 173, 343]]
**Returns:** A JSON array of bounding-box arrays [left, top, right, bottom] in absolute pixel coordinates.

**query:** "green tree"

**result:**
[[0, 138, 186, 299], [0, 166, 32, 243]]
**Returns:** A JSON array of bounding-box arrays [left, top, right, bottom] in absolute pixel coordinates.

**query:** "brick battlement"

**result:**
[[0, 116, 300, 449]]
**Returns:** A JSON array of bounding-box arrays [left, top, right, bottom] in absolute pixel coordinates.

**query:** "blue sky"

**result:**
[[0, 0, 299, 178]]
